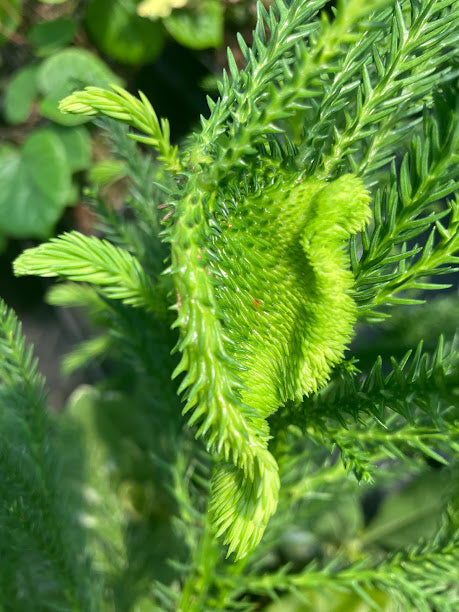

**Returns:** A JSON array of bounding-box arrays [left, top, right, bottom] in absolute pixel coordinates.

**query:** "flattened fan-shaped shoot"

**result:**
[[170, 174, 371, 558]]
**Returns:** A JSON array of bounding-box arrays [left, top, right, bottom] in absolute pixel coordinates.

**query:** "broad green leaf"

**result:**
[[27, 18, 77, 56], [85, 0, 164, 65], [39, 96, 87, 126], [0, 130, 72, 238], [50, 125, 91, 172], [164, 0, 223, 49], [0, 0, 21, 47], [3, 64, 39, 125], [37, 48, 123, 125]]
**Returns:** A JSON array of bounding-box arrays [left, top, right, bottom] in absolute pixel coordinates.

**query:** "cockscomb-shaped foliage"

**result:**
[[169, 173, 370, 557], [14, 0, 459, 566]]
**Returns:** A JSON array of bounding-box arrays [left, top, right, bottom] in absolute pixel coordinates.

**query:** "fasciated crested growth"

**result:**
[[169, 172, 370, 557]]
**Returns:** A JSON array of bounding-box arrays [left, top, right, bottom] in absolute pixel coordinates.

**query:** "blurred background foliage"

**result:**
[[0, 0, 254, 243]]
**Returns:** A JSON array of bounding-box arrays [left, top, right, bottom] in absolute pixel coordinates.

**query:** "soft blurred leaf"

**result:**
[[3, 64, 39, 124], [0, 130, 72, 238], [362, 468, 453, 549], [0, 0, 21, 46], [88, 159, 125, 187], [132, 596, 160, 611], [85, 0, 164, 65], [27, 18, 77, 56], [278, 530, 321, 564], [137, 0, 187, 19], [50, 125, 92, 172], [312, 493, 364, 543], [264, 586, 397, 611], [164, 0, 223, 49], [60, 386, 126, 574], [37, 48, 123, 125]]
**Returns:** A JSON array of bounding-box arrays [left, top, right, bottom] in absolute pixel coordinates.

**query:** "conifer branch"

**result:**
[[280, 337, 458, 482], [353, 89, 459, 319], [5, 0, 458, 599], [0, 301, 99, 609], [237, 531, 459, 611], [317, 0, 459, 178], [306, 337, 458, 423], [189, 0, 390, 182], [14, 231, 167, 316], [87, 118, 171, 282], [60, 85, 181, 172]]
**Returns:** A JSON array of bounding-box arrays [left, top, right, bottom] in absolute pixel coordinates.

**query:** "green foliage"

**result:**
[[236, 530, 459, 611], [85, 0, 165, 65], [60, 85, 180, 172], [353, 91, 459, 320], [14, 230, 167, 314], [50, 125, 91, 173], [0, 43, 120, 243], [0, 130, 73, 238], [169, 173, 370, 559], [37, 47, 123, 125], [85, 0, 224, 57], [0, 300, 100, 610], [163, 0, 224, 50], [0, 124, 91, 238], [27, 18, 78, 57], [363, 468, 453, 548], [0, 0, 225, 250], [3, 64, 39, 125], [0, 0, 21, 46], [3, 49, 120, 128], [2, 0, 459, 609]]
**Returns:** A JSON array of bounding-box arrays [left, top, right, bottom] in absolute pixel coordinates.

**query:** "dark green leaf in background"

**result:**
[[28, 18, 78, 57], [312, 493, 364, 544], [0, 0, 21, 47], [164, 0, 223, 50], [0, 130, 72, 238], [50, 125, 92, 173], [37, 47, 123, 125], [3, 65, 39, 125], [85, 0, 164, 65]]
